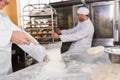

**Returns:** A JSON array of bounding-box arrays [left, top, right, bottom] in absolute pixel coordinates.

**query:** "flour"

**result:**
[[34, 48, 66, 80], [42, 48, 66, 73], [91, 64, 120, 80], [81, 66, 93, 73]]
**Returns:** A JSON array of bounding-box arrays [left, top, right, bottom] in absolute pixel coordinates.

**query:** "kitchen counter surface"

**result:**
[[0, 42, 112, 80]]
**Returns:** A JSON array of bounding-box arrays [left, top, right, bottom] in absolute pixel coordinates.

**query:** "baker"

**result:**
[[52, 7, 94, 53], [0, 0, 48, 76]]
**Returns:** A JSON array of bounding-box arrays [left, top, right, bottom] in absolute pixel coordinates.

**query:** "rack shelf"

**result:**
[[22, 4, 58, 43]]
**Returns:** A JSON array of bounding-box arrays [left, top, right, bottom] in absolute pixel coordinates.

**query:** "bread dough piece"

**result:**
[[91, 64, 120, 80], [87, 46, 105, 59], [42, 48, 66, 73], [87, 46, 105, 55]]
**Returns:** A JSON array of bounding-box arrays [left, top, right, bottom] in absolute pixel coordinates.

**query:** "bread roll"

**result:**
[[27, 21, 32, 25], [32, 31, 37, 34], [48, 30, 52, 34], [27, 31, 31, 34], [34, 21, 39, 25], [38, 31, 42, 34], [34, 36, 40, 39], [42, 30, 47, 34], [47, 26, 52, 28], [42, 35, 47, 38], [40, 21, 44, 24], [46, 21, 52, 25]]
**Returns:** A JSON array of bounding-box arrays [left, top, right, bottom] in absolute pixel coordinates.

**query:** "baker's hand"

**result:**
[[11, 31, 37, 45], [51, 32, 60, 39], [43, 55, 49, 62], [54, 27, 61, 34]]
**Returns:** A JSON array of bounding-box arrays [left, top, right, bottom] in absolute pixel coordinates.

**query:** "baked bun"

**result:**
[[32, 31, 37, 34], [34, 36, 40, 39], [46, 21, 52, 25], [48, 30, 52, 34], [42, 30, 47, 34], [42, 35, 47, 38], [27, 31, 31, 34], [27, 21, 32, 25], [38, 31, 42, 34], [34, 21, 39, 25], [47, 26, 52, 28], [40, 21, 44, 24]]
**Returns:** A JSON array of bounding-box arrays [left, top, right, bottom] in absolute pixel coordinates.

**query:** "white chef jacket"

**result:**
[[0, 12, 46, 75], [60, 18, 94, 52]]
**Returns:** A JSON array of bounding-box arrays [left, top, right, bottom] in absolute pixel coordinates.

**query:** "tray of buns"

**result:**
[[23, 4, 57, 43]]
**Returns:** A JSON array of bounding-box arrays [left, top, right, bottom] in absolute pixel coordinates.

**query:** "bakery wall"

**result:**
[[3, 0, 20, 27]]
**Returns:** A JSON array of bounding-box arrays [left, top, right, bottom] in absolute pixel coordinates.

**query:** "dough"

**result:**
[[87, 46, 105, 59], [42, 48, 66, 73], [91, 64, 120, 80], [87, 46, 105, 55]]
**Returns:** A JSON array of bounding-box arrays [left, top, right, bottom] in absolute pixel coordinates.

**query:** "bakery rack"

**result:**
[[22, 4, 58, 44]]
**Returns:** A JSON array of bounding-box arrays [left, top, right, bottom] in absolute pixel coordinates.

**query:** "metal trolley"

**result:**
[[22, 4, 58, 44]]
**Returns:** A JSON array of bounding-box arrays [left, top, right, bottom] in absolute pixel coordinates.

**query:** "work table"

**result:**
[[0, 42, 113, 80]]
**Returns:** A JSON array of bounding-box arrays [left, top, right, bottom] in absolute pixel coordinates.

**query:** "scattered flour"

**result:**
[[91, 64, 120, 80], [34, 48, 66, 80], [42, 48, 66, 73]]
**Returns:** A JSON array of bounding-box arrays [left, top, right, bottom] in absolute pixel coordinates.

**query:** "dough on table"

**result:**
[[87, 46, 105, 59], [87, 46, 105, 55]]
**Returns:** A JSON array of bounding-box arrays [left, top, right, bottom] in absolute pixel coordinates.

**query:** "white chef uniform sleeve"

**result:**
[[7, 15, 47, 62], [60, 25, 92, 42], [18, 43, 47, 62], [61, 23, 79, 35]]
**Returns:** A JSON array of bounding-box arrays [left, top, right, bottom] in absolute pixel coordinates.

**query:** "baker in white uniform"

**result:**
[[0, 0, 48, 76], [52, 7, 94, 52]]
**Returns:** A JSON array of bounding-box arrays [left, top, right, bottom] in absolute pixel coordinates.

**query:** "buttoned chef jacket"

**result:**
[[0, 12, 47, 76], [60, 18, 94, 52]]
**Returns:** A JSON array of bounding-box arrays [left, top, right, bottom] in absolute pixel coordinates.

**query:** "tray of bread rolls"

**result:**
[[23, 4, 57, 43]]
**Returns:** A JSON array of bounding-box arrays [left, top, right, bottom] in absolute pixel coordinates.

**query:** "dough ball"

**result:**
[[87, 46, 105, 55]]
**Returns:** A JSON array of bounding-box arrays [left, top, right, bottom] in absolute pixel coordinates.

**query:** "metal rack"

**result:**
[[22, 4, 57, 44]]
